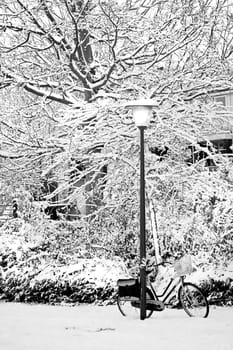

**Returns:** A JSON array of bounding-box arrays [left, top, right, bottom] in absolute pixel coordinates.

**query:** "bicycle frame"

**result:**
[[148, 275, 185, 305]]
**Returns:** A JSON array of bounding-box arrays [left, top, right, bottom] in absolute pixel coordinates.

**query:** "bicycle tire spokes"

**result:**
[[179, 283, 209, 318]]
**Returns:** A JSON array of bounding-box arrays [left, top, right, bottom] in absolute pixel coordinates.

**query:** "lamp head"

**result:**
[[125, 99, 156, 127]]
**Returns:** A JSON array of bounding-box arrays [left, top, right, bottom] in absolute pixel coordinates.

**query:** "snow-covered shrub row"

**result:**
[[0, 218, 233, 306], [0, 220, 128, 304], [188, 260, 233, 306], [0, 261, 125, 304]]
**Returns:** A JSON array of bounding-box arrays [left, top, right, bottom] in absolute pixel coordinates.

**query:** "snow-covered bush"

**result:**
[[0, 189, 233, 307], [189, 260, 233, 305], [0, 259, 127, 304], [0, 219, 128, 304]]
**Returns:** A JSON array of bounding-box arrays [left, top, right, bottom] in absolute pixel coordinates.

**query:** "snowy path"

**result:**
[[0, 303, 232, 350]]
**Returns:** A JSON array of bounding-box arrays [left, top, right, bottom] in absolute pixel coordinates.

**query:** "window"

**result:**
[[188, 138, 233, 167], [215, 96, 226, 106], [211, 139, 232, 154]]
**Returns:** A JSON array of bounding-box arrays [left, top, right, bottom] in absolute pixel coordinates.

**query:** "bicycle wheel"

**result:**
[[117, 288, 154, 318], [178, 282, 209, 318]]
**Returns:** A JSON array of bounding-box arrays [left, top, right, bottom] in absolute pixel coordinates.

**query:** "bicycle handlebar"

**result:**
[[127, 259, 173, 277], [154, 260, 172, 268]]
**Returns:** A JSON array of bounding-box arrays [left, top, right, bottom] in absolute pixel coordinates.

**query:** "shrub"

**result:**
[[0, 219, 127, 305]]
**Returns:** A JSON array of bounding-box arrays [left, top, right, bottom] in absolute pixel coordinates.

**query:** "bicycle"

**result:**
[[117, 255, 209, 318]]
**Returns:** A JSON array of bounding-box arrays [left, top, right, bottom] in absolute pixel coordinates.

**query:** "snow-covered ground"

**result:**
[[0, 303, 232, 350]]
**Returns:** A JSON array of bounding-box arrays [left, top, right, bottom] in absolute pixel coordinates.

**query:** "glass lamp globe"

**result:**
[[125, 99, 156, 127]]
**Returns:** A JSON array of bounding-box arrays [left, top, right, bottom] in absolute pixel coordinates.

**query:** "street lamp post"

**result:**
[[125, 99, 155, 320]]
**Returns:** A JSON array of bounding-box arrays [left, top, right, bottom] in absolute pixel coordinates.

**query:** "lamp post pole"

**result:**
[[139, 126, 147, 320], [124, 99, 156, 320]]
